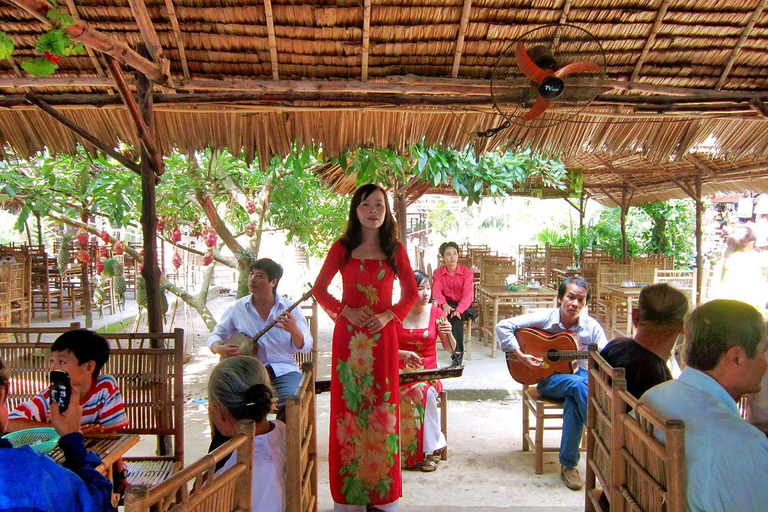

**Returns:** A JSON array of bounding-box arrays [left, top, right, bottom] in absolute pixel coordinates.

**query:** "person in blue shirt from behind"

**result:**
[[641, 299, 768, 512], [0, 357, 113, 512]]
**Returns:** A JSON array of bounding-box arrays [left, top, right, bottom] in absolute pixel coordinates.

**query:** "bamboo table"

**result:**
[[51, 433, 139, 479], [477, 285, 558, 358], [602, 284, 643, 338]]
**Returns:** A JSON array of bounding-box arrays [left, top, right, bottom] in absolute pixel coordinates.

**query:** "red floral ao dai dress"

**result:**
[[313, 241, 417, 507]]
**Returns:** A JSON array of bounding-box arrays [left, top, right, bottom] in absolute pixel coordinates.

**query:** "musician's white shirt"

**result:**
[[207, 293, 313, 377], [495, 307, 607, 371]]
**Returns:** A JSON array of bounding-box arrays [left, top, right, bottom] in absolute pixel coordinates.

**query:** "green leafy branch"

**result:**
[[0, 1, 85, 77]]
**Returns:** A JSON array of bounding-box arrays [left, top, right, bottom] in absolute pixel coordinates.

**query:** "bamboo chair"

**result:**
[[0, 328, 186, 488], [285, 362, 318, 512], [614, 389, 686, 512], [28, 247, 64, 321], [653, 268, 697, 306], [585, 346, 627, 512], [595, 263, 631, 330], [124, 420, 255, 512], [546, 245, 574, 287], [519, 245, 547, 282], [297, 301, 319, 376]]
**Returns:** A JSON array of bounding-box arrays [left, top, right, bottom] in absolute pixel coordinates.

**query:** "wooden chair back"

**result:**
[[297, 301, 319, 375], [285, 362, 318, 512], [0, 328, 186, 487], [654, 268, 697, 306], [124, 419, 256, 512], [585, 346, 627, 512], [545, 245, 574, 286], [614, 388, 686, 512], [478, 255, 516, 288], [519, 245, 547, 282], [0, 322, 81, 344]]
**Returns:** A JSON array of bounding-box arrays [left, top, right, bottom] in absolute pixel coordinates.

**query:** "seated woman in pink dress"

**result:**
[[398, 270, 458, 472]]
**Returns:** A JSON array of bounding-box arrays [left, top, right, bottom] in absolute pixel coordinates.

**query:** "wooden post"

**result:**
[[136, 46, 164, 334], [620, 188, 628, 261], [80, 213, 93, 328], [394, 182, 408, 250], [694, 173, 703, 304]]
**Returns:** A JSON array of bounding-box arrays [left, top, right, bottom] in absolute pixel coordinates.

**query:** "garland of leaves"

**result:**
[[0, 0, 85, 76]]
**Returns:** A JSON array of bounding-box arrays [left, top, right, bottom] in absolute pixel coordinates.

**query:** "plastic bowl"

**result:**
[[506, 284, 523, 292], [1, 427, 60, 454]]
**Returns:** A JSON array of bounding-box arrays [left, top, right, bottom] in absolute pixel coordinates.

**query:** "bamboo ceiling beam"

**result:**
[[715, 0, 767, 90], [127, 0, 174, 88], [630, 0, 670, 83], [263, 0, 279, 80], [361, 0, 371, 81], [552, 0, 572, 49], [0, 77, 115, 88], [63, 0, 107, 81], [750, 97, 768, 118], [105, 57, 165, 176], [8, 0, 167, 85], [163, 0, 189, 81], [24, 93, 142, 175], [451, 0, 472, 79]]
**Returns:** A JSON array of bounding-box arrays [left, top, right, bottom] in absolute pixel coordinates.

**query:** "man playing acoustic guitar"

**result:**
[[496, 277, 607, 491]]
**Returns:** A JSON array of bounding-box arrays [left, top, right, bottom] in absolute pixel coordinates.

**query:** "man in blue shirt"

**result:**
[[0, 357, 113, 512], [496, 277, 607, 490], [641, 299, 768, 512]]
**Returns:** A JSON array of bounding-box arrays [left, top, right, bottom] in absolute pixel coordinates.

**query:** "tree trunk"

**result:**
[[137, 68, 164, 334]]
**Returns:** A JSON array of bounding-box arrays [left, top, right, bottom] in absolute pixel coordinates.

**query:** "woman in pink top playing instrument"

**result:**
[[431, 242, 476, 366]]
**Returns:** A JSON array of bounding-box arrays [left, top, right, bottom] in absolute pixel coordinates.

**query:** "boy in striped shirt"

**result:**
[[7, 329, 130, 489]]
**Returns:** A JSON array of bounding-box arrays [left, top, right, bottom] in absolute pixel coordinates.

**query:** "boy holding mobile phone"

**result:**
[[6, 330, 130, 489], [0, 357, 113, 511]]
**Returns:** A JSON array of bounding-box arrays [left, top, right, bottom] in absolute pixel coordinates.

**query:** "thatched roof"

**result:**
[[1, 0, 767, 203]]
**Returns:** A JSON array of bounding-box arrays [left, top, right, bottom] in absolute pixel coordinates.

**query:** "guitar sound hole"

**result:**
[[547, 349, 561, 362]]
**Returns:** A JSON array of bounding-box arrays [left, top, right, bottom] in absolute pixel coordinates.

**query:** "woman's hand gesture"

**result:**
[[341, 306, 373, 327]]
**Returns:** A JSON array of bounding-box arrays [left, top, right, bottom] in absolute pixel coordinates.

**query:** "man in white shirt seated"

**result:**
[[496, 277, 608, 490], [641, 299, 768, 512], [208, 258, 313, 416]]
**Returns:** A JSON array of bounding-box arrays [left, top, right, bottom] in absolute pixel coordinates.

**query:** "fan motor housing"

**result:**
[[539, 76, 565, 100]]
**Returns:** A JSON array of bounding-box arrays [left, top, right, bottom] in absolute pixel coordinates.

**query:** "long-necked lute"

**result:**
[[224, 285, 314, 359], [505, 327, 588, 385]]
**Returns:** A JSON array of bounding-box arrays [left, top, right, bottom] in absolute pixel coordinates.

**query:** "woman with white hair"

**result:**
[[209, 356, 285, 512]]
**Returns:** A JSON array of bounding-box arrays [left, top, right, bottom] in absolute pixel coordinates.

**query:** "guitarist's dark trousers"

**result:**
[[446, 300, 478, 365], [208, 364, 302, 467]]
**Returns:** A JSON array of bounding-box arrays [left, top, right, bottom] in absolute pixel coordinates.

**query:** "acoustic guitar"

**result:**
[[505, 327, 588, 385]]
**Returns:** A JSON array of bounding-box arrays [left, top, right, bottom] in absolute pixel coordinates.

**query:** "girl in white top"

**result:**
[[209, 356, 286, 512]]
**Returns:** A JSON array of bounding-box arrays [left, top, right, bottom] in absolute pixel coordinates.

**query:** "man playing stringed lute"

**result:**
[[496, 277, 607, 491], [208, 258, 313, 413]]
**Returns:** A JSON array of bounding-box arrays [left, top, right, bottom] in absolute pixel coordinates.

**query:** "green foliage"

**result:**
[[0, 33, 14, 60], [590, 200, 695, 264], [537, 227, 569, 246], [21, 58, 57, 77], [335, 143, 568, 206], [426, 201, 456, 238]]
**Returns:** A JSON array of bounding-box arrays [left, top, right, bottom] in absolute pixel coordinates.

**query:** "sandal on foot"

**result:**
[[420, 459, 437, 472]]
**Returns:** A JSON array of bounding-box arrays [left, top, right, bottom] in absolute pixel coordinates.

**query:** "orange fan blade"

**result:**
[[523, 97, 551, 122], [554, 60, 602, 77], [515, 42, 550, 84]]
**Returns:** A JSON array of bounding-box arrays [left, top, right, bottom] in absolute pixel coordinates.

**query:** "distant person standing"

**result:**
[[432, 242, 476, 365], [711, 225, 767, 314]]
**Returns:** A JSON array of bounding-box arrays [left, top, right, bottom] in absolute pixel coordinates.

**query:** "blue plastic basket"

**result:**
[[1, 427, 60, 454]]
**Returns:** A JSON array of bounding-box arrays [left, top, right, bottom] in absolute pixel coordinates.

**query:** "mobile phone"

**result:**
[[49, 370, 71, 413]]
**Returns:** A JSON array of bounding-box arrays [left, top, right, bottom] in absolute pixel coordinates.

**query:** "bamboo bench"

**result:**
[[124, 419, 255, 512], [286, 362, 318, 512], [0, 327, 185, 489]]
